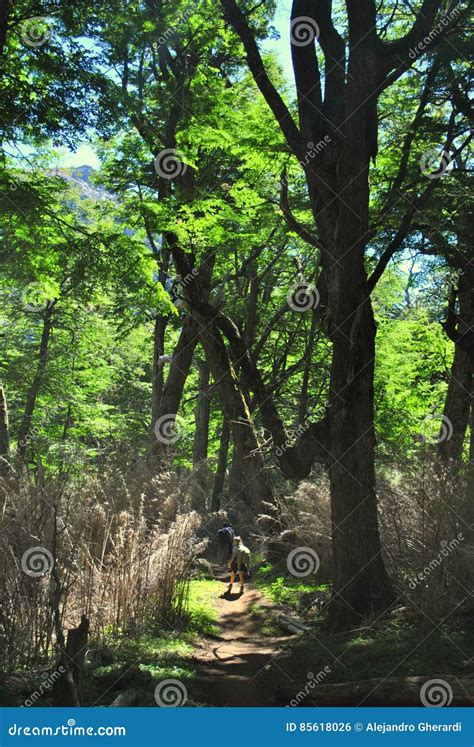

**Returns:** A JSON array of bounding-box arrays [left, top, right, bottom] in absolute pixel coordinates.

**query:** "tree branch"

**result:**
[[166, 232, 330, 477], [311, 0, 346, 128], [220, 0, 303, 160], [378, 1, 470, 90], [274, 169, 324, 250], [290, 0, 323, 144]]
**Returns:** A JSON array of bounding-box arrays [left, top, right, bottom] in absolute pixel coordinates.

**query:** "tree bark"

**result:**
[[0, 383, 10, 474], [438, 343, 472, 468], [439, 268, 474, 478], [110, 689, 141, 706], [211, 417, 230, 511], [52, 615, 89, 707], [166, 239, 331, 478], [197, 321, 274, 510], [150, 315, 199, 465], [150, 242, 215, 468], [280, 674, 474, 707], [297, 312, 317, 426], [17, 302, 55, 461], [465, 384, 474, 542], [192, 358, 211, 466], [150, 314, 167, 439], [228, 439, 250, 505], [321, 154, 393, 628]]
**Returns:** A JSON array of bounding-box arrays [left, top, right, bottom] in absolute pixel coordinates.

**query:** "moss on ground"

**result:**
[[253, 563, 473, 687], [280, 615, 474, 688], [186, 578, 221, 635], [254, 562, 330, 616]]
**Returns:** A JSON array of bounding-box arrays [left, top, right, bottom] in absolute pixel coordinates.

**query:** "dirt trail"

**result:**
[[193, 568, 294, 706]]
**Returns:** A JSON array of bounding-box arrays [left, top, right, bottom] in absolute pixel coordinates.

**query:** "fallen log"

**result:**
[[277, 614, 310, 634], [282, 674, 474, 707]]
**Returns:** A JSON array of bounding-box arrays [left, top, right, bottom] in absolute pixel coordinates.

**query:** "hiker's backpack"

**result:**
[[217, 526, 234, 545]]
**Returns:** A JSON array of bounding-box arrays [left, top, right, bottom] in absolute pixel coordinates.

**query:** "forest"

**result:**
[[0, 0, 473, 710]]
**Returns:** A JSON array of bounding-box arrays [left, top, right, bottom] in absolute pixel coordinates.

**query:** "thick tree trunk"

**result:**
[[439, 267, 474, 592], [150, 315, 199, 465], [211, 417, 230, 511], [150, 314, 167, 437], [0, 383, 10, 474], [321, 117, 393, 628], [439, 268, 473, 469], [198, 322, 274, 510], [228, 440, 250, 505], [327, 292, 392, 627], [297, 312, 317, 425], [438, 343, 472, 467], [17, 302, 55, 461], [460, 382, 474, 591], [192, 358, 211, 466]]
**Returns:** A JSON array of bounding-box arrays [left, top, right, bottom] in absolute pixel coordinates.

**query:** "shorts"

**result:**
[[230, 561, 249, 574]]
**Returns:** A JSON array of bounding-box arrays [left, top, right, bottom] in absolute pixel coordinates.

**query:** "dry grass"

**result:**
[[0, 469, 208, 670], [0, 454, 470, 673]]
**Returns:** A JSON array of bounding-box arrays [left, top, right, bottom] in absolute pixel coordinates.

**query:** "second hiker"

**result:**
[[227, 536, 251, 595], [217, 522, 234, 564]]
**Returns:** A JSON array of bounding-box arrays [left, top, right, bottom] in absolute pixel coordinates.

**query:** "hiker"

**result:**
[[217, 522, 234, 564], [227, 536, 251, 595]]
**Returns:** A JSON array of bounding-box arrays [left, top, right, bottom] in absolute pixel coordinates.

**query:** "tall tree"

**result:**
[[219, 0, 470, 626]]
